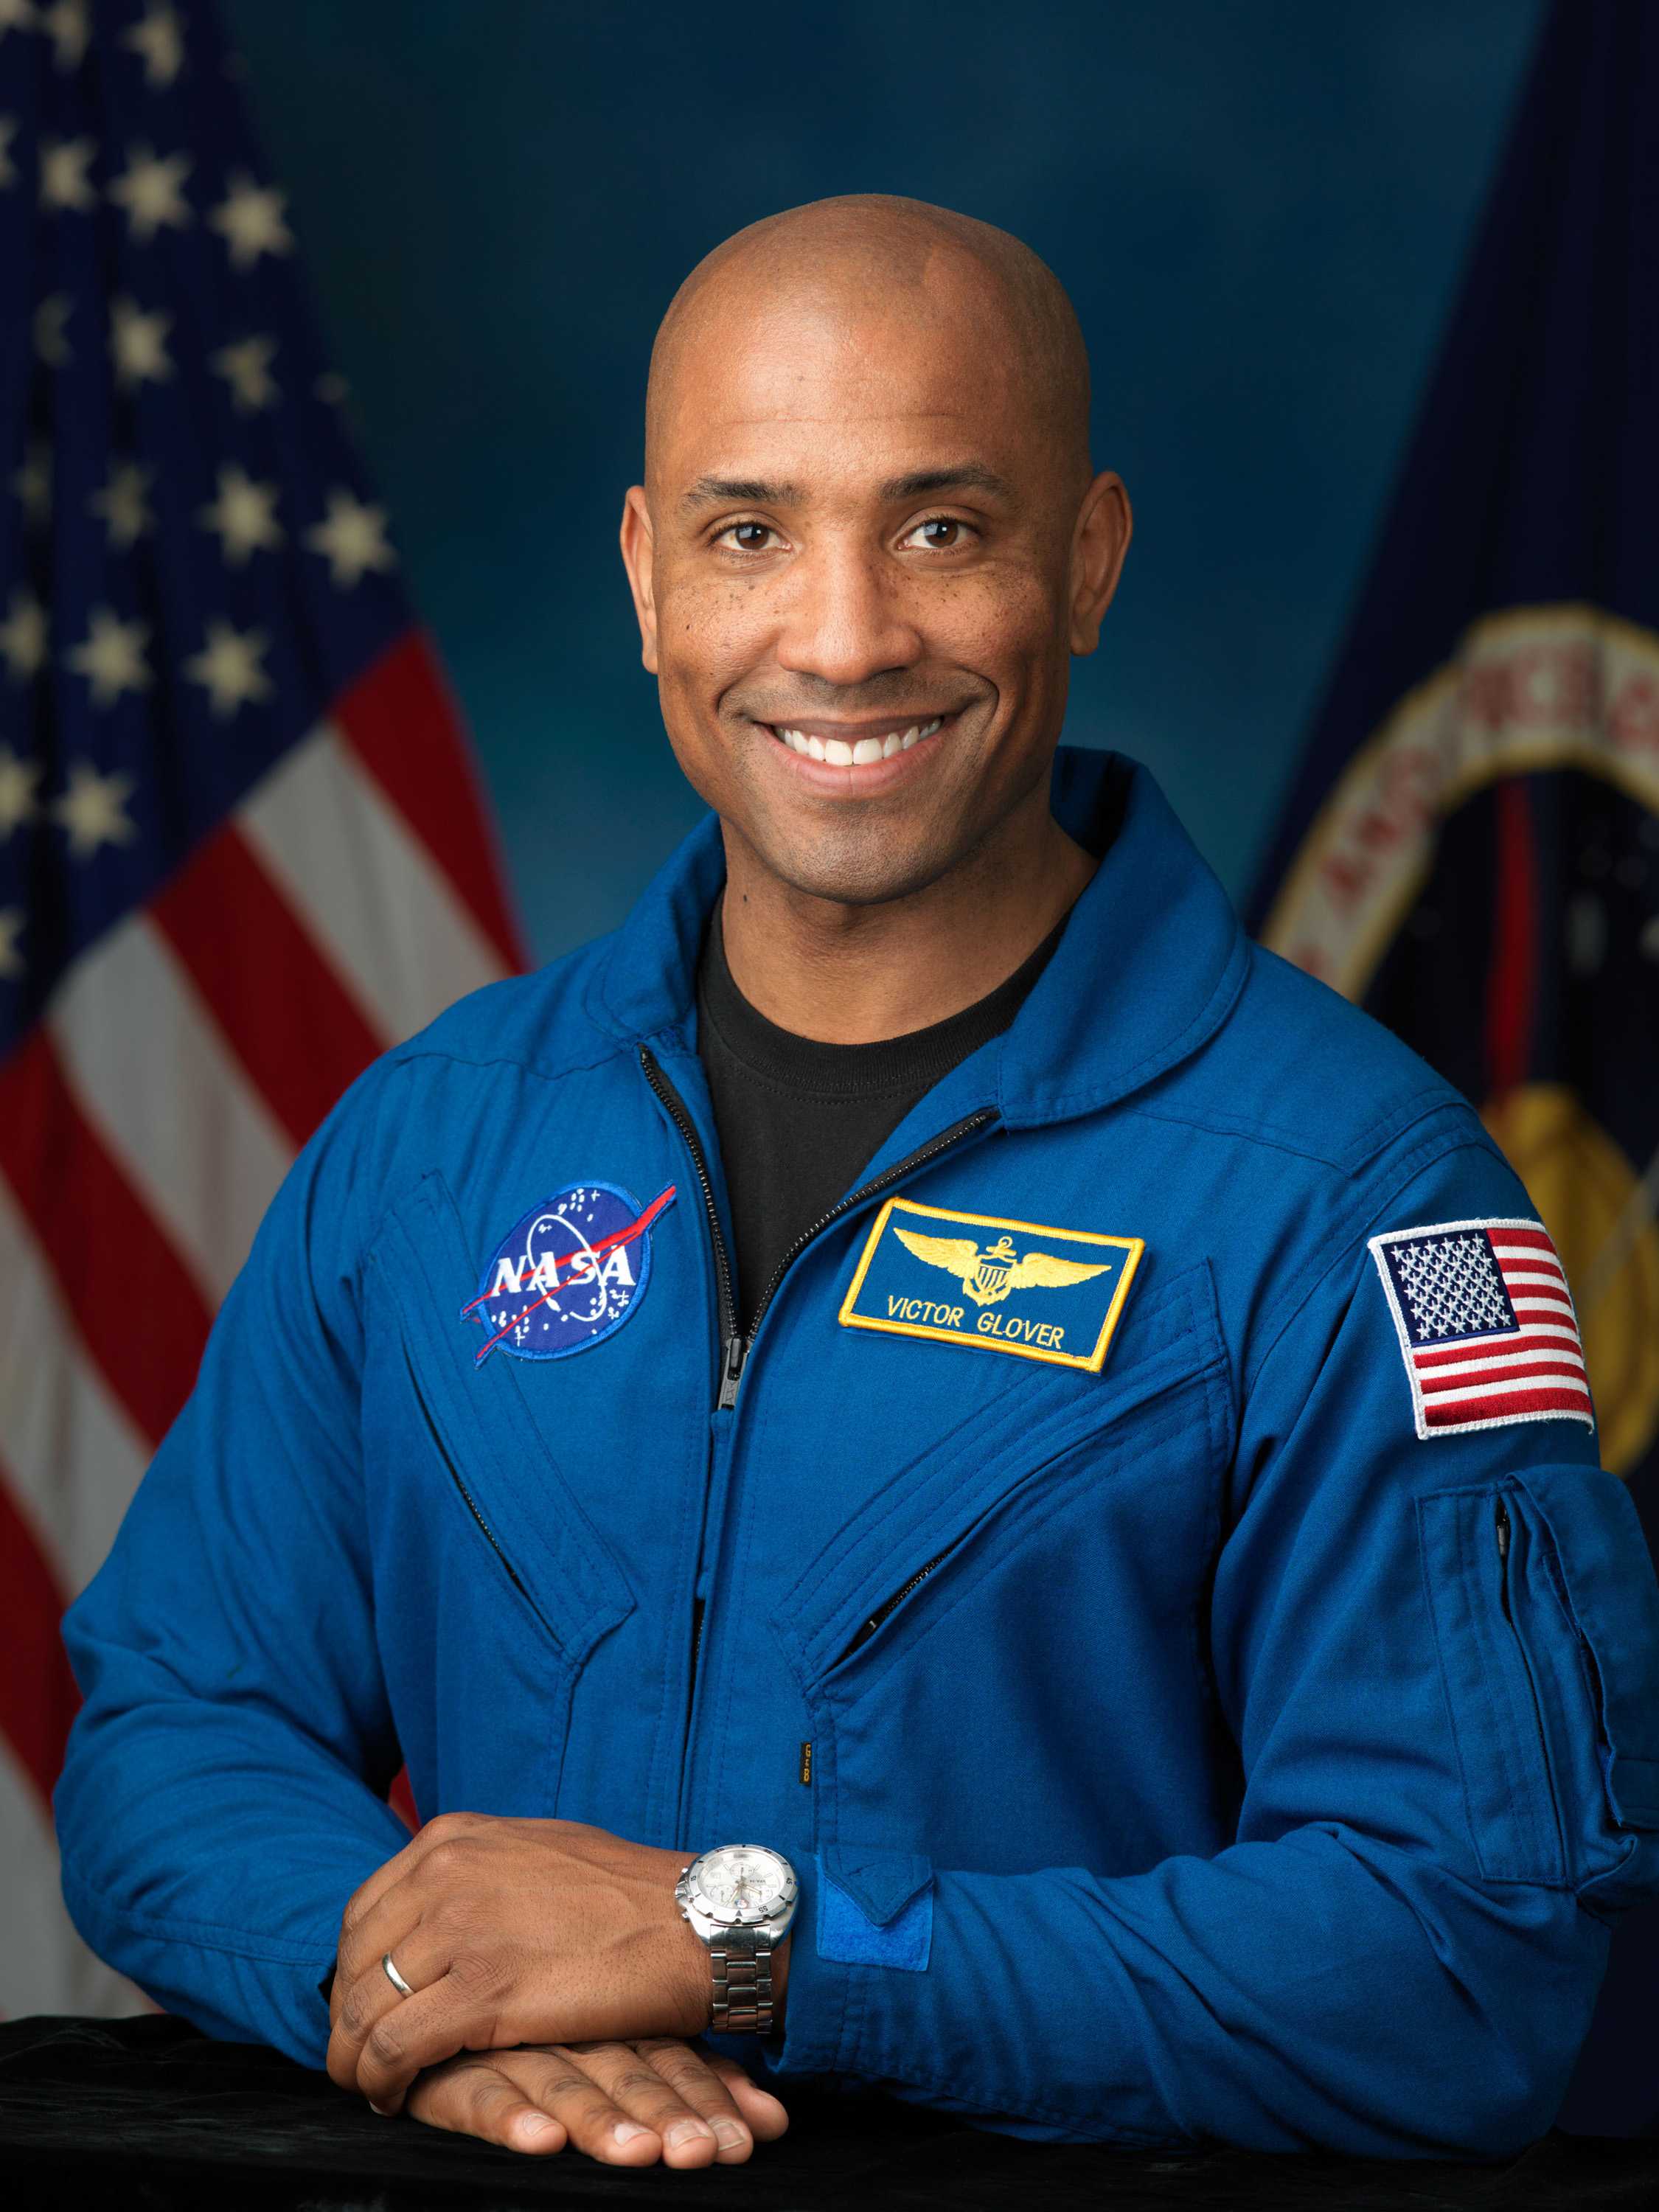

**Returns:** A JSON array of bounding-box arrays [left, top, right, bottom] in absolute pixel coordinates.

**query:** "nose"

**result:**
[[773, 533, 925, 689]]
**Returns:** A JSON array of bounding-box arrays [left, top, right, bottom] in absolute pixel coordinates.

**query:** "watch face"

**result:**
[[695, 1846, 792, 1921]]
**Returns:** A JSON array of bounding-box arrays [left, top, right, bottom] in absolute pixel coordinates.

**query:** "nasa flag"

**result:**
[[1251, 0, 1659, 2135]]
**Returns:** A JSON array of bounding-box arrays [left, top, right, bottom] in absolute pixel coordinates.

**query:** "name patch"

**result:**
[[839, 1196, 1144, 1371]]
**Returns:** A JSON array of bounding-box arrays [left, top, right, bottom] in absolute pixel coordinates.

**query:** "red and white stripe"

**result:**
[[0, 632, 522, 2020], [1373, 1216, 1594, 1440]]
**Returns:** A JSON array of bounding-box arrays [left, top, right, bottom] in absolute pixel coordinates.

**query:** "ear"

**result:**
[[619, 484, 659, 674], [1067, 470, 1133, 657]]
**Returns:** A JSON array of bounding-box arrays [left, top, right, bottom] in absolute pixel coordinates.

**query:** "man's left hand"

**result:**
[[327, 1814, 752, 2113]]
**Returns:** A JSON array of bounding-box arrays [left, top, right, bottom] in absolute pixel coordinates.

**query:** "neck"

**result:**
[[717, 786, 1096, 1044]]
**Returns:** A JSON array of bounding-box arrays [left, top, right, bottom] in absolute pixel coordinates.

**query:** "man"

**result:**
[[56, 196, 1659, 2168]]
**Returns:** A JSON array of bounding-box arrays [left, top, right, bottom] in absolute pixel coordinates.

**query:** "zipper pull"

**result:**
[[1495, 1498, 1511, 1562], [717, 1333, 746, 1411]]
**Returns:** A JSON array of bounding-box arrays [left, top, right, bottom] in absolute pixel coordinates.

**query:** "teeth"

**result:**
[[780, 714, 945, 763]]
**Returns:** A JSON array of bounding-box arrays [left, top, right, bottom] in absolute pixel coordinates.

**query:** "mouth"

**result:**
[[761, 714, 947, 765]]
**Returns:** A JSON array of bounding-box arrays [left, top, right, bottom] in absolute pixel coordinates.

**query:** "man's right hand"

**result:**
[[402, 2034, 789, 2166]]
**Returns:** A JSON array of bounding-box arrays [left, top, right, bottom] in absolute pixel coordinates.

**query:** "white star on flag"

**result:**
[[40, 135, 96, 213], [0, 1, 36, 44], [211, 333, 279, 413], [66, 609, 153, 708], [197, 463, 282, 566], [209, 172, 293, 270], [110, 296, 173, 386], [108, 145, 193, 243], [0, 588, 46, 681], [53, 759, 139, 858], [185, 616, 273, 717], [40, 0, 88, 72], [123, 1, 185, 88], [89, 461, 155, 551], [306, 488, 395, 587], [12, 437, 50, 524], [0, 116, 17, 191], [0, 742, 42, 832], [33, 292, 72, 366], [0, 905, 23, 980]]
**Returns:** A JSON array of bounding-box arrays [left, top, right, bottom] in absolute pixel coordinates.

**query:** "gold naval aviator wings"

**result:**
[[840, 1195, 1144, 1371]]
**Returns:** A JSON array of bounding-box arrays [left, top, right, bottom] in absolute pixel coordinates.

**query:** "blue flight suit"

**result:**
[[55, 748, 1659, 2154]]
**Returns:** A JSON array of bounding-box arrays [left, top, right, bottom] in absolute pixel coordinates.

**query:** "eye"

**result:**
[[715, 521, 782, 553], [900, 515, 975, 552]]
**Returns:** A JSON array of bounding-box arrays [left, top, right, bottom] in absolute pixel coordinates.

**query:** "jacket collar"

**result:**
[[590, 745, 1249, 1129]]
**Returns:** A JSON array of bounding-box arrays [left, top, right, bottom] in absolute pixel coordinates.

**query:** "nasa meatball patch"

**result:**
[[462, 1181, 676, 1364], [839, 1195, 1144, 1371], [1369, 1216, 1594, 1439]]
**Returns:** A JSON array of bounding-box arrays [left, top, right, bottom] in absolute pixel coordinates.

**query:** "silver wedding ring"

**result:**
[[381, 1950, 415, 1998]]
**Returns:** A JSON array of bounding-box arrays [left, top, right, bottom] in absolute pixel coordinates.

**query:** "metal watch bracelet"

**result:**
[[709, 1925, 774, 2035]]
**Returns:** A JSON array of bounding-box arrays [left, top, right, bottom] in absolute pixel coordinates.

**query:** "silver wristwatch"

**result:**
[[675, 1844, 799, 2035]]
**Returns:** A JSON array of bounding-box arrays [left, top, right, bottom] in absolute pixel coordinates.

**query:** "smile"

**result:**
[[766, 715, 945, 765]]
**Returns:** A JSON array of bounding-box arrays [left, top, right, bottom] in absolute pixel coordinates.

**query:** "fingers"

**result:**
[[627, 2035, 777, 2161], [325, 1920, 461, 2106], [332, 1859, 435, 2024], [335, 1818, 456, 1970], [615, 2035, 765, 2159], [332, 1815, 490, 2026], [703, 2054, 791, 2143], [490, 2042, 712, 2167], [401, 2040, 789, 2166], [406, 2053, 568, 2159], [340, 1947, 518, 2115]]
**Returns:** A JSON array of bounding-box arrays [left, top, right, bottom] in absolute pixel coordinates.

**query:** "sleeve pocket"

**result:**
[[1418, 1465, 1659, 1907], [816, 1844, 933, 1971]]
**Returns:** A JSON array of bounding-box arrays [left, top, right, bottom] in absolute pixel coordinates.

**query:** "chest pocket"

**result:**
[[768, 1262, 1231, 1951], [369, 1172, 634, 1809]]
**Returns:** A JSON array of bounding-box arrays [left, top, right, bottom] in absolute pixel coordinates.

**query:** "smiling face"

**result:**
[[621, 200, 1130, 909]]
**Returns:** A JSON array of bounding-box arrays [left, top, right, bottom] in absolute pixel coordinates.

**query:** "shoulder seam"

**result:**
[[355, 1029, 682, 1260], [1121, 1079, 1461, 1176], [386, 1029, 660, 1093], [1242, 1124, 1509, 1396]]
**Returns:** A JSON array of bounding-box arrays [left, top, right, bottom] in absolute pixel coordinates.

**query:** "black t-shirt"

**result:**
[[696, 908, 1065, 1335]]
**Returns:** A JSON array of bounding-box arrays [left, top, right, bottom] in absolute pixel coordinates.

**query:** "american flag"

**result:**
[[0, 1, 524, 2019], [1371, 1218, 1595, 1440]]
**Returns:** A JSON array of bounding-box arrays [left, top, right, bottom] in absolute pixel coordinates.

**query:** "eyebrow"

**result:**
[[681, 476, 804, 512], [880, 464, 1014, 504], [679, 462, 1014, 512]]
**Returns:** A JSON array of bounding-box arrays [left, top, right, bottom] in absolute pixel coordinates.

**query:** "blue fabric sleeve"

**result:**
[[770, 1139, 1659, 2153], [55, 1067, 412, 2070]]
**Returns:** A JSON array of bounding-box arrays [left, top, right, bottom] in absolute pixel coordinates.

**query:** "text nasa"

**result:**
[[486, 1245, 638, 1300]]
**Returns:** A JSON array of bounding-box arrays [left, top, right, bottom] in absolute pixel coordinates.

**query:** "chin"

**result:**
[[759, 827, 958, 909]]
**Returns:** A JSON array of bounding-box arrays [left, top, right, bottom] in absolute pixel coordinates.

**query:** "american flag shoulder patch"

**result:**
[[1368, 1217, 1595, 1440]]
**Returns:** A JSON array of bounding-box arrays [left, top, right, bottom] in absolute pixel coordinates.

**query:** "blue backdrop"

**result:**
[[220, 0, 1544, 961]]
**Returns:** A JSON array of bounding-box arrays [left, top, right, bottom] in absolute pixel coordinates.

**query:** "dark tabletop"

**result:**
[[2, 2015, 1656, 2212]]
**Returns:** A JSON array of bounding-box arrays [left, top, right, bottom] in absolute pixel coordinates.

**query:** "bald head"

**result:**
[[645, 195, 1092, 501], [619, 192, 1130, 927]]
